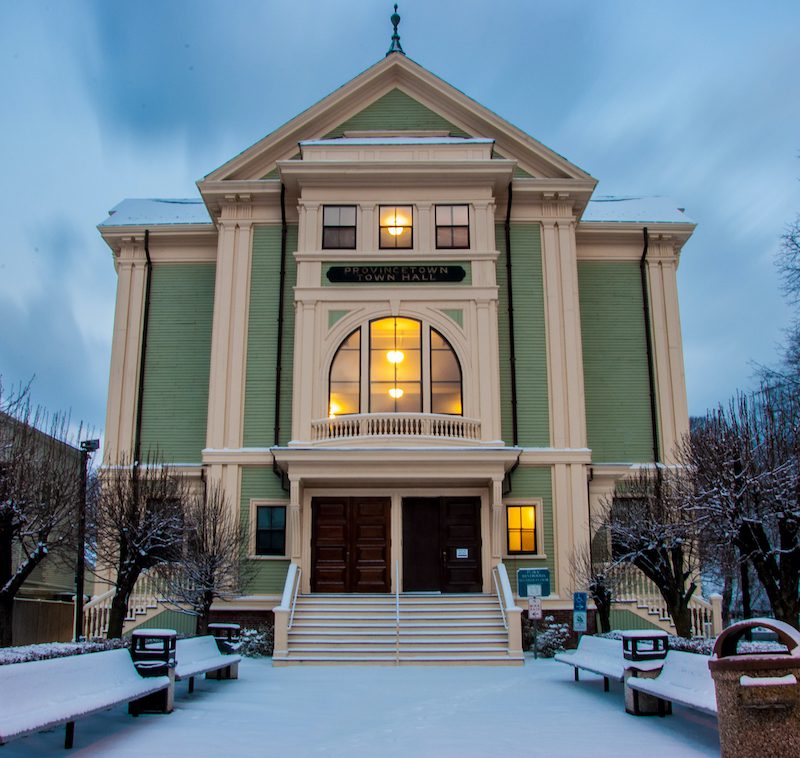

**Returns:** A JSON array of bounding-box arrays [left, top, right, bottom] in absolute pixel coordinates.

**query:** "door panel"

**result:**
[[311, 497, 390, 593], [402, 498, 441, 591], [402, 496, 482, 593]]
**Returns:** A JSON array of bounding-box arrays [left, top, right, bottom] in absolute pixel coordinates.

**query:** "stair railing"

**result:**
[[286, 563, 302, 631], [394, 559, 401, 665], [492, 562, 523, 658], [492, 567, 508, 631]]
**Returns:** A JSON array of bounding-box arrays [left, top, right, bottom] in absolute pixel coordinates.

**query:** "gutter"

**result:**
[[639, 227, 661, 463], [272, 185, 289, 491], [504, 182, 519, 448]]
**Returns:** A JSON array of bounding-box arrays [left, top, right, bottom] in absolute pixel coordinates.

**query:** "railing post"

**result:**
[[273, 607, 289, 658], [709, 593, 723, 637]]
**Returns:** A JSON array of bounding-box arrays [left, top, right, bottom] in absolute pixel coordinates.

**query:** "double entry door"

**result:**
[[402, 496, 482, 593], [311, 497, 391, 593]]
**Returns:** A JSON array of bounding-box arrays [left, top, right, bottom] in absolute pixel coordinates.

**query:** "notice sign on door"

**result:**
[[456, 548, 468, 559]]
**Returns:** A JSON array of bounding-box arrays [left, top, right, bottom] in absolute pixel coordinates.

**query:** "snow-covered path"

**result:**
[[2, 657, 719, 756]]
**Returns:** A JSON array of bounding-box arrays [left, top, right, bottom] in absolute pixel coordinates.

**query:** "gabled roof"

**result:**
[[99, 199, 211, 227], [583, 196, 694, 224], [202, 54, 594, 184]]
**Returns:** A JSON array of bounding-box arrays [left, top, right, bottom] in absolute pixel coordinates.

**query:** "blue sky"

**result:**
[[1, 1, 798, 436]]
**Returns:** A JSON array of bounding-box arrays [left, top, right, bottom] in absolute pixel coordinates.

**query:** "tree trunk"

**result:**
[[106, 567, 141, 639], [670, 598, 693, 639], [0, 595, 14, 647]]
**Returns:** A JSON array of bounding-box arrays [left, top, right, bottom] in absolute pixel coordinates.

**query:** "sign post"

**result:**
[[573, 591, 588, 634], [527, 587, 544, 660]]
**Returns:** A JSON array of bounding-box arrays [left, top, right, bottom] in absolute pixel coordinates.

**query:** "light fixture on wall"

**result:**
[[388, 387, 404, 399], [386, 349, 404, 364]]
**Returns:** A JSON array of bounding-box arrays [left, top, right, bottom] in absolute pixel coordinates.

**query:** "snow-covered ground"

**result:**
[[2, 656, 720, 757]]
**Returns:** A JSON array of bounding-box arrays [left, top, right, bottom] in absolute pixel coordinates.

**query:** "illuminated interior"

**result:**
[[379, 205, 413, 249], [327, 318, 463, 418], [507, 505, 537, 553]]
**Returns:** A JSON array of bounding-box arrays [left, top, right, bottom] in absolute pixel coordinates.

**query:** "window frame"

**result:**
[[328, 327, 362, 417], [504, 499, 544, 557], [378, 205, 414, 250], [322, 205, 357, 250], [367, 316, 423, 414], [429, 327, 463, 416], [249, 500, 289, 559], [434, 204, 470, 249]]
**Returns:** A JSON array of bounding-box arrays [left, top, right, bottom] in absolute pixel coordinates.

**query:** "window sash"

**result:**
[[322, 206, 357, 249], [507, 505, 537, 554], [435, 205, 469, 249], [255, 505, 286, 556]]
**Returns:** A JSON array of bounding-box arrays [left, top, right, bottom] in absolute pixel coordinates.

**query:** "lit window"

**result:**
[[379, 205, 413, 249], [327, 318, 462, 417], [370, 317, 421, 412], [256, 505, 286, 556], [322, 206, 356, 249], [507, 505, 537, 554], [435, 205, 469, 249], [328, 328, 361, 417]]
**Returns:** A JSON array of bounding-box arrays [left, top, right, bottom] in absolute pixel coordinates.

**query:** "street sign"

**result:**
[[517, 568, 550, 598], [573, 592, 588, 611], [573, 610, 588, 632], [573, 591, 589, 632], [528, 596, 543, 621]]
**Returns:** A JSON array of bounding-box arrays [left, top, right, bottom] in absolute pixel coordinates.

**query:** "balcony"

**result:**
[[310, 413, 482, 444]]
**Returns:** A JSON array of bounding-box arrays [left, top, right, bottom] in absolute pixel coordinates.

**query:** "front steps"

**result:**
[[274, 594, 523, 666]]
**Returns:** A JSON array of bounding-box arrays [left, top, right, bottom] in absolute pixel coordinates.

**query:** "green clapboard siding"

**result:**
[[496, 223, 549, 446], [240, 468, 290, 594], [578, 261, 654, 463], [128, 609, 198, 636], [244, 225, 298, 447], [139, 264, 215, 462], [324, 89, 470, 138], [608, 608, 663, 633], [503, 466, 555, 594]]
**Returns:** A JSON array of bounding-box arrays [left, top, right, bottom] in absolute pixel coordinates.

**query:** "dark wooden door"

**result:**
[[402, 496, 482, 593], [311, 497, 390, 593]]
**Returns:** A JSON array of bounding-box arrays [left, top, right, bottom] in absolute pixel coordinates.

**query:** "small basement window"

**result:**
[[256, 505, 286, 556], [322, 206, 356, 249], [507, 505, 537, 554], [435, 205, 469, 249]]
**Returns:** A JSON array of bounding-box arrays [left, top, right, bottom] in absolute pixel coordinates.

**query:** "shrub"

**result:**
[[237, 626, 274, 657]]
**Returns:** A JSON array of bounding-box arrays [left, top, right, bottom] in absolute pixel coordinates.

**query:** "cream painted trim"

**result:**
[[503, 498, 545, 560], [517, 449, 591, 464], [248, 498, 290, 560], [202, 448, 275, 465], [297, 250, 499, 262], [209, 595, 281, 612]]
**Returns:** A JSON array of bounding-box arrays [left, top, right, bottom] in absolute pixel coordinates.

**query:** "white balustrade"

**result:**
[[311, 413, 481, 442]]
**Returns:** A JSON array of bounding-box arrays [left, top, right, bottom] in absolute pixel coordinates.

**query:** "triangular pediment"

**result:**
[[204, 54, 592, 183]]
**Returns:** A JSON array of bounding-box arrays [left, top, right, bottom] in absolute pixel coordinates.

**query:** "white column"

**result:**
[[491, 476, 504, 562]]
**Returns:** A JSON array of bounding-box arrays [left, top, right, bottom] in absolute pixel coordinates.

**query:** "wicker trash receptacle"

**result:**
[[709, 618, 800, 758]]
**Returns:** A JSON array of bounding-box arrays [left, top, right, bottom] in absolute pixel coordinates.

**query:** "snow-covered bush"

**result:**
[[237, 626, 274, 657], [534, 616, 571, 657], [595, 630, 788, 656], [0, 638, 129, 666]]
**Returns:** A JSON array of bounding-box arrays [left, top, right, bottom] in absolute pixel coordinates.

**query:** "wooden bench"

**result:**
[[554, 635, 624, 692], [0, 648, 171, 749], [626, 650, 717, 717], [175, 635, 241, 693]]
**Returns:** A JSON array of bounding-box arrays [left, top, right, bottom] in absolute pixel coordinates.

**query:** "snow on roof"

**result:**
[[300, 137, 494, 146], [583, 196, 694, 224], [99, 199, 211, 228]]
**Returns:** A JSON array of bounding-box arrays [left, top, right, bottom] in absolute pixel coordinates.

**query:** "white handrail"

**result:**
[[492, 568, 508, 631], [394, 559, 400, 665], [289, 566, 302, 630]]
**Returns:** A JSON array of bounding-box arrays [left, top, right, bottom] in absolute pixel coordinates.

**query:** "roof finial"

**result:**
[[386, 4, 405, 56]]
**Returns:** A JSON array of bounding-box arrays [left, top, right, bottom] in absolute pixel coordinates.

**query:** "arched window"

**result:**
[[327, 318, 463, 418]]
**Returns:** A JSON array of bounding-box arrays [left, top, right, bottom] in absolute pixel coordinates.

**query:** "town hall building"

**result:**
[[97, 20, 696, 662]]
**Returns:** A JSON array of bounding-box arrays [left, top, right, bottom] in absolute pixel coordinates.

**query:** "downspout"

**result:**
[[504, 182, 519, 448], [272, 184, 289, 491], [639, 227, 661, 463], [133, 229, 153, 466]]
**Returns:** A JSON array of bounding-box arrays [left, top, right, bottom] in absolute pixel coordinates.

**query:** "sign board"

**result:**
[[573, 610, 588, 633], [517, 568, 550, 599], [327, 265, 466, 285], [456, 548, 468, 559], [573, 592, 588, 612], [528, 595, 543, 621]]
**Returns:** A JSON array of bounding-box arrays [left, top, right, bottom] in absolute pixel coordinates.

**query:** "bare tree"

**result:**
[[686, 388, 800, 629], [602, 467, 701, 638], [0, 381, 81, 647], [570, 540, 621, 634], [154, 481, 251, 635], [91, 453, 186, 638]]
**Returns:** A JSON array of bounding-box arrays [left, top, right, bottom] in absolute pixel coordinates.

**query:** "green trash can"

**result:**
[[709, 618, 800, 758]]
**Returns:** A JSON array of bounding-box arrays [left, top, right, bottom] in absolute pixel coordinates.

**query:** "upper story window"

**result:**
[[379, 205, 413, 249], [328, 317, 462, 417], [435, 205, 469, 249], [507, 505, 537, 554], [322, 205, 356, 249]]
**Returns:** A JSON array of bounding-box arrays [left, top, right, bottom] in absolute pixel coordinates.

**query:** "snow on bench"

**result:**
[[626, 650, 717, 717], [554, 636, 624, 692], [0, 648, 171, 750], [175, 636, 241, 693]]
